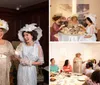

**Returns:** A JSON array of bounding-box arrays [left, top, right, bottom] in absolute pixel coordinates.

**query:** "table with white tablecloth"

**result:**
[[58, 33, 83, 41], [50, 72, 87, 85]]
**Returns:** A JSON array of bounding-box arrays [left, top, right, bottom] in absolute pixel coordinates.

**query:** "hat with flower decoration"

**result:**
[[0, 19, 9, 33]]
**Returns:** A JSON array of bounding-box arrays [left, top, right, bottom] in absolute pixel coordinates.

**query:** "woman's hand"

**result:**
[[79, 25, 86, 31], [20, 58, 32, 66], [84, 35, 92, 38], [11, 55, 17, 61], [59, 24, 65, 29], [32, 61, 42, 65], [19, 58, 43, 66], [14, 55, 21, 61]]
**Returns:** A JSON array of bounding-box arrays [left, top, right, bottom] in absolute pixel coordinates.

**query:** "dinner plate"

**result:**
[[78, 77, 85, 81], [50, 77, 56, 82], [50, 72, 58, 77], [73, 73, 82, 76]]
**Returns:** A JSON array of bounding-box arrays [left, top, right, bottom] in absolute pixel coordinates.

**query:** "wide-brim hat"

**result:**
[[86, 14, 96, 26], [18, 23, 42, 42]]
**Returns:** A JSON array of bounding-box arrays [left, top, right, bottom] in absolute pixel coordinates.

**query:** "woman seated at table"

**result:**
[[84, 62, 94, 77], [83, 70, 100, 85], [71, 15, 79, 26], [63, 60, 72, 73], [50, 14, 65, 41], [67, 15, 79, 28], [79, 14, 97, 41], [50, 58, 59, 73]]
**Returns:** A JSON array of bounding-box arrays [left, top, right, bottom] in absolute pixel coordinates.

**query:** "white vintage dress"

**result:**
[[16, 42, 44, 85], [79, 24, 96, 41], [0, 40, 14, 85]]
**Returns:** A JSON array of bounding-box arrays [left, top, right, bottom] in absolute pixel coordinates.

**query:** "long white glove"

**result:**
[[20, 58, 32, 66]]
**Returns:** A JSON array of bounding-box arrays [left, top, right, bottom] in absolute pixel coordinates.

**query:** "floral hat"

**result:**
[[0, 19, 9, 33]]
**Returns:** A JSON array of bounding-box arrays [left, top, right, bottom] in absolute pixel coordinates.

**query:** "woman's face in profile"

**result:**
[[72, 17, 78, 23], [56, 18, 62, 25], [51, 59, 55, 64], [85, 18, 92, 25], [23, 32, 33, 43], [0, 28, 4, 39]]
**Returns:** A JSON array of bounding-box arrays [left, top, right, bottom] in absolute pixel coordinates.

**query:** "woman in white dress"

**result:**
[[0, 19, 14, 85], [79, 14, 97, 41], [15, 23, 44, 85]]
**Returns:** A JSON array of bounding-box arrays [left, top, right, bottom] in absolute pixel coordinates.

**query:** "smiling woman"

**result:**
[[22, 30, 38, 44], [15, 23, 44, 85], [0, 19, 14, 85]]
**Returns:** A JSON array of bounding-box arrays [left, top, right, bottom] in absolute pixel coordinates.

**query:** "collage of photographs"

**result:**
[[0, 0, 100, 85], [50, 0, 100, 85]]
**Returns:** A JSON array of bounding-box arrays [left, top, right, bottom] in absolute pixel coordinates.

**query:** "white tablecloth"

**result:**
[[50, 73, 87, 85], [58, 33, 82, 41]]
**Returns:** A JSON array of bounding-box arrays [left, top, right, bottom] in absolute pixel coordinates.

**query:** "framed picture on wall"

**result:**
[[58, 4, 72, 17], [50, 0, 72, 26], [77, 4, 89, 27]]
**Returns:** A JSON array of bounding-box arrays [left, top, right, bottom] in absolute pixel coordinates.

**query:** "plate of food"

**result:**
[[65, 73, 71, 77], [50, 72, 58, 77], [50, 74, 57, 77], [78, 76, 85, 81], [74, 73, 82, 76], [50, 77, 56, 82]]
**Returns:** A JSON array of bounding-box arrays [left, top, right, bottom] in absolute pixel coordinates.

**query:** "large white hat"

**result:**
[[86, 14, 96, 26], [18, 23, 42, 42], [0, 19, 9, 32]]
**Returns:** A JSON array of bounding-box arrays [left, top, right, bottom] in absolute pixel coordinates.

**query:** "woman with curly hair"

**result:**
[[15, 23, 44, 85]]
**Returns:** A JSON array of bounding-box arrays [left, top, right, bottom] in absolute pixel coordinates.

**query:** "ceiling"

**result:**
[[0, 0, 47, 9]]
